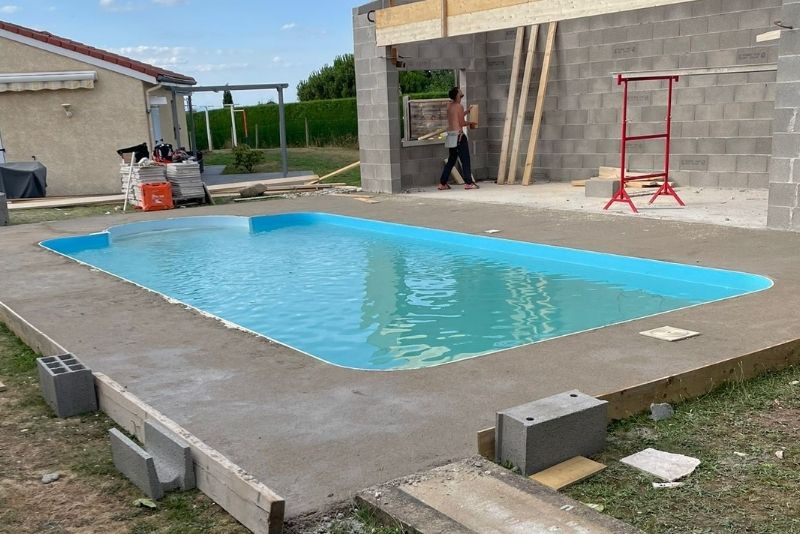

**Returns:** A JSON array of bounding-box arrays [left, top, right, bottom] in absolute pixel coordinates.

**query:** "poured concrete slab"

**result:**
[[1, 194, 800, 517], [357, 458, 639, 533]]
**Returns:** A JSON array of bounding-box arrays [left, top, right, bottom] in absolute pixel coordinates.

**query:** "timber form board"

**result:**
[[375, 0, 704, 46], [0, 301, 285, 534]]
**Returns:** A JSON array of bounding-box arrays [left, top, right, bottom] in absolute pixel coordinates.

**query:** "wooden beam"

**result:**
[[441, 0, 448, 37], [617, 64, 777, 78], [306, 161, 360, 184], [756, 29, 781, 43], [497, 27, 525, 185], [507, 25, 539, 185], [529, 456, 606, 490], [522, 21, 557, 186], [477, 427, 495, 459], [443, 158, 466, 184], [375, 0, 695, 46]]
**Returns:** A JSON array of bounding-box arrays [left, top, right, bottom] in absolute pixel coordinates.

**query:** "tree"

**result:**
[[222, 90, 233, 106], [297, 54, 356, 101]]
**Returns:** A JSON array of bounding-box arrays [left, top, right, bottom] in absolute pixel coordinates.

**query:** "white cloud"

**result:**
[[192, 62, 250, 72], [0, 4, 20, 13], [272, 56, 281, 63], [152, 0, 187, 5], [98, 0, 137, 11], [281, 22, 296, 30], [108, 45, 194, 69]]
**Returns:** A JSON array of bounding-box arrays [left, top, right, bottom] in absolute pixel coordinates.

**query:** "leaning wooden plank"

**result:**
[[522, 21, 557, 186], [507, 25, 539, 185], [529, 456, 606, 490], [497, 27, 526, 185], [442, 158, 466, 184], [306, 161, 360, 185], [95, 373, 285, 534], [756, 29, 781, 43], [375, 0, 695, 46]]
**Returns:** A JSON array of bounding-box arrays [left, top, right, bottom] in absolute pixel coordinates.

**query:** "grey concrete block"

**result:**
[[145, 421, 196, 492], [0, 192, 7, 226], [110, 428, 163, 499], [496, 390, 607, 476], [36, 354, 97, 418], [585, 179, 621, 198]]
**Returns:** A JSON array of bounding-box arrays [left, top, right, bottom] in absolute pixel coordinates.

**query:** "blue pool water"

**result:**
[[41, 213, 772, 370]]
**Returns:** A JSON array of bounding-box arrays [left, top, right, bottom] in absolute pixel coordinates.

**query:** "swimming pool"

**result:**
[[41, 213, 772, 371]]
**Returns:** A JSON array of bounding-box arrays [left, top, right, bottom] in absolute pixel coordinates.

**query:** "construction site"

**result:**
[[1, 1, 800, 534]]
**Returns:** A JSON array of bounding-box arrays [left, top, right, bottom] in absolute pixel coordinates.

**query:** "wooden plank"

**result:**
[[571, 179, 587, 187], [617, 64, 777, 78], [756, 29, 781, 43], [529, 456, 606, 490], [95, 373, 285, 534], [477, 427, 495, 459], [306, 161, 359, 185], [522, 21, 557, 186], [496, 27, 526, 185], [441, 0, 448, 37], [443, 158, 467, 184], [375, 0, 694, 46], [507, 25, 539, 185]]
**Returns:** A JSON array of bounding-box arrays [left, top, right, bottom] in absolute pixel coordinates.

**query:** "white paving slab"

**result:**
[[620, 448, 701, 482]]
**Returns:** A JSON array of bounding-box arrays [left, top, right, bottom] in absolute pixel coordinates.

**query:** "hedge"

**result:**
[[190, 92, 449, 150]]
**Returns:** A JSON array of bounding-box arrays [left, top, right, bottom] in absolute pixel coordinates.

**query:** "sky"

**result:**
[[0, 0, 359, 106]]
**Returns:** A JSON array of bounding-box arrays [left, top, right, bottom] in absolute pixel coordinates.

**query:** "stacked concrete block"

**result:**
[[767, 0, 800, 230], [36, 354, 98, 418], [109, 420, 195, 499], [0, 192, 8, 226], [496, 390, 607, 476], [353, 2, 402, 194]]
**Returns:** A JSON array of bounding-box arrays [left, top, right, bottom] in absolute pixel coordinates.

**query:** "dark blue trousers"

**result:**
[[440, 134, 473, 185]]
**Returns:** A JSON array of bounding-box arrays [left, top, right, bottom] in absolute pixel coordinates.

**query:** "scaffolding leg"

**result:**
[[603, 185, 639, 213]]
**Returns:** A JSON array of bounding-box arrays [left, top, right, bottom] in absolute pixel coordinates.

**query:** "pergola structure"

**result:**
[[170, 83, 290, 176]]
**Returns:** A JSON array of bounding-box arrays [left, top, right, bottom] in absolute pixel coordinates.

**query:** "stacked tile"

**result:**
[[119, 163, 167, 207], [166, 162, 205, 201]]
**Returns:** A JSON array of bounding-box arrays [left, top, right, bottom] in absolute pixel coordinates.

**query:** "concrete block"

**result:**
[[110, 428, 163, 499], [0, 192, 7, 226], [496, 390, 607, 476], [145, 421, 196, 492], [36, 354, 97, 418]]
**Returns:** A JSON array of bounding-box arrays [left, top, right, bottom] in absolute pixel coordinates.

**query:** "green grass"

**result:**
[[8, 203, 125, 226], [562, 366, 800, 533], [204, 147, 361, 187]]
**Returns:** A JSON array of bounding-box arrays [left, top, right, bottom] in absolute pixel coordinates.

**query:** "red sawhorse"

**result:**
[[604, 73, 685, 213]]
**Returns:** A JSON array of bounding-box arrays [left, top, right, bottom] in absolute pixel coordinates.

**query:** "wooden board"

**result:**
[[496, 27, 525, 185], [756, 30, 781, 43], [522, 21, 557, 186], [507, 25, 539, 185], [477, 427, 495, 459], [529, 457, 606, 490], [617, 64, 777, 78], [443, 158, 467, 184], [306, 162, 359, 185], [0, 300, 285, 534], [375, 0, 694, 46]]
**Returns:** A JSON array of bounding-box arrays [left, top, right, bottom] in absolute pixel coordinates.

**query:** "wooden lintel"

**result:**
[[441, 0, 448, 37], [375, 0, 697, 46]]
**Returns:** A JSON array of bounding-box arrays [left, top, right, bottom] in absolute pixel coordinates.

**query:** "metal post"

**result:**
[[187, 93, 197, 153], [255, 124, 259, 149], [204, 107, 213, 151], [170, 87, 182, 148], [228, 104, 238, 147], [278, 87, 288, 176]]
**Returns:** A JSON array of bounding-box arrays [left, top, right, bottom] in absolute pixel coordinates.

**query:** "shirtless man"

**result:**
[[439, 87, 479, 190]]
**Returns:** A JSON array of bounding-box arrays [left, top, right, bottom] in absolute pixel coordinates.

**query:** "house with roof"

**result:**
[[0, 20, 196, 196]]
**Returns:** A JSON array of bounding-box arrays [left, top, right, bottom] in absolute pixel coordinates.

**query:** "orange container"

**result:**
[[138, 182, 174, 211]]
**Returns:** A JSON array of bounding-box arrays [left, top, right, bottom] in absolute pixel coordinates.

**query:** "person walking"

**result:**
[[439, 87, 479, 190]]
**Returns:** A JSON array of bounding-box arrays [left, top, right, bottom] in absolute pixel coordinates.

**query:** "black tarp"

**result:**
[[0, 162, 47, 199]]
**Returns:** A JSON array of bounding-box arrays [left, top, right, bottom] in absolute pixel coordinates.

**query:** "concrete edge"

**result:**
[[355, 486, 471, 534], [0, 299, 286, 534]]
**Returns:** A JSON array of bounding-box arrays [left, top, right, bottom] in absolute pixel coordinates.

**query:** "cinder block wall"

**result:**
[[355, 0, 781, 192], [486, 0, 781, 188], [767, 0, 800, 230]]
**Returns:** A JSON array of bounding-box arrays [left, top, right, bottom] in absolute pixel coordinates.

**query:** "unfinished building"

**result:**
[[353, 0, 800, 230]]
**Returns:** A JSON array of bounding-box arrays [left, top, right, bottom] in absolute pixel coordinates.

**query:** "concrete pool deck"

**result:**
[[1, 194, 800, 519]]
